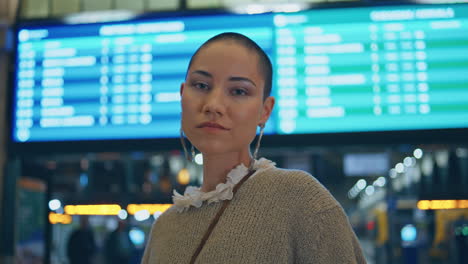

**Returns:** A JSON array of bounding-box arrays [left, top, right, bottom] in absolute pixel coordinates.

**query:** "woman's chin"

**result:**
[[193, 141, 232, 155], [195, 146, 228, 156], [192, 137, 253, 157]]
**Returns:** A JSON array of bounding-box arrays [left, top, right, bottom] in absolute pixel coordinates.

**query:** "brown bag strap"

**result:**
[[189, 169, 256, 264]]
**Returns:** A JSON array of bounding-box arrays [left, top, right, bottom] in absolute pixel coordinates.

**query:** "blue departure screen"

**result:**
[[13, 14, 274, 142], [273, 5, 468, 134], [12, 4, 468, 143]]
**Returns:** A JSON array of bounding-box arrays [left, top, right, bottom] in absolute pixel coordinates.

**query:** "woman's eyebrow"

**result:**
[[191, 70, 256, 87], [191, 70, 212, 78], [229, 76, 257, 87]]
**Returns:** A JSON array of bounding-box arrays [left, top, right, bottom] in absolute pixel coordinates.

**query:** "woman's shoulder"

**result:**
[[255, 167, 341, 212], [256, 166, 322, 189], [150, 205, 178, 228]]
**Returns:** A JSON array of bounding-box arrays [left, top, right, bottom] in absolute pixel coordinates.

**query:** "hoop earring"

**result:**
[[253, 124, 265, 161], [191, 145, 196, 161], [180, 128, 191, 161]]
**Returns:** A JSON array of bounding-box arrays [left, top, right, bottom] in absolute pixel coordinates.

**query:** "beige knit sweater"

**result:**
[[141, 167, 366, 263]]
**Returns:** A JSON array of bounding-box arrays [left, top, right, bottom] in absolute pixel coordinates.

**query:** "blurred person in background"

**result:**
[[66, 215, 96, 264], [104, 219, 135, 264]]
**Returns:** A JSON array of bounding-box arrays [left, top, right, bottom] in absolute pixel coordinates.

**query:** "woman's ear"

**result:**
[[260, 96, 275, 124], [180, 83, 185, 96]]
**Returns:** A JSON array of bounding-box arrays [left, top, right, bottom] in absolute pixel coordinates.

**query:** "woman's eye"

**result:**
[[231, 88, 248, 96], [194, 82, 209, 90]]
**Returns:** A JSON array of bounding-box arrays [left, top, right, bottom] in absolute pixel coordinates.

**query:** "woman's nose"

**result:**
[[202, 87, 225, 116]]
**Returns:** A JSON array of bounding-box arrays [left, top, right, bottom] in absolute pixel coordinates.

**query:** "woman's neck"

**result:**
[[200, 151, 252, 192]]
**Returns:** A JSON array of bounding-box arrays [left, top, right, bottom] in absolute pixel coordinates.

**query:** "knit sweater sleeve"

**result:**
[[140, 220, 155, 264], [288, 171, 367, 264]]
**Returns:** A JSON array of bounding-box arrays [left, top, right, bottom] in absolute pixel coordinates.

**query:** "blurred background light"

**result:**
[[64, 10, 136, 24], [118, 209, 128, 220], [373, 177, 386, 187], [134, 210, 150, 221], [395, 163, 405, 173], [413, 148, 423, 159], [194, 153, 203, 165], [177, 168, 190, 185], [403, 157, 416, 167], [365, 185, 375, 196], [129, 227, 145, 246], [401, 224, 417, 242], [48, 199, 61, 211], [357, 179, 367, 190], [64, 204, 121, 215]]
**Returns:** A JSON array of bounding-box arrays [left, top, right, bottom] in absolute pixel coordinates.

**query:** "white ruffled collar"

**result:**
[[172, 158, 275, 213]]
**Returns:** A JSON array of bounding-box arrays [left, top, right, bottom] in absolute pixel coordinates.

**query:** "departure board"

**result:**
[[274, 5, 468, 134], [13, 14, 274, 142], [12, 4, 468, 144]]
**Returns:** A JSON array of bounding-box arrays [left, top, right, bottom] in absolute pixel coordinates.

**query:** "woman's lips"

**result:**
[[197, 122, 229, 131]]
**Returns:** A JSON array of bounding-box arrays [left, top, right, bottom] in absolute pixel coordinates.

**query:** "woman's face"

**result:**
[[181, 40, 274, 156]]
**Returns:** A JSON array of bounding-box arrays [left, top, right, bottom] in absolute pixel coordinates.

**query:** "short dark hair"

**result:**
[[186, 32, 273, 100]]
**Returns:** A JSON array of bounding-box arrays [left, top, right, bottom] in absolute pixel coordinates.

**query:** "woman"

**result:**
[[141, 32, 366, 263]]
